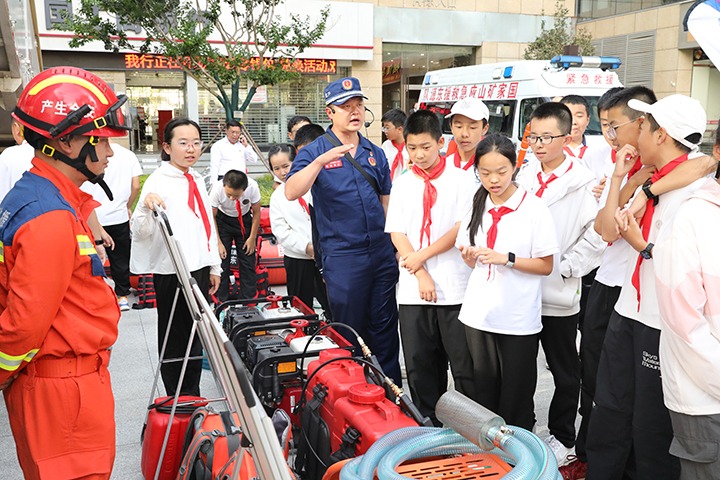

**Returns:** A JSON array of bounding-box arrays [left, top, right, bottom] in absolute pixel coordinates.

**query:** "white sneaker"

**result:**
[[544, 434, 574, 467], [118, 296, 130, 312]]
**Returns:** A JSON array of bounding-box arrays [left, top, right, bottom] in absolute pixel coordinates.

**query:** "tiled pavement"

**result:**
[[0, 286, 560, 479]]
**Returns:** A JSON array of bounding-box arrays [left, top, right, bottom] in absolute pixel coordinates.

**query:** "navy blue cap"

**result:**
[[324, 77, 368, 106]]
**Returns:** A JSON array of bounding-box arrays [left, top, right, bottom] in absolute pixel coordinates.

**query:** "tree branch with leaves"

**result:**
[[524, 0, 594, 60], [63, 0, 329, 121]]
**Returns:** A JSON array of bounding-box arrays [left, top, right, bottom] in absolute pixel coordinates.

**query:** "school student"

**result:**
[[269, 144, 331, 317], [385, 110, 476, 425], [651, 123, 720, 480], [587, 94, 708, 480], [445, 97, 489, 172], [130, 118, 221, 396], [209, 169, 261, 302], [568, 86, 655, 479], [560, 95, 613, 188], [380, 108, 409, 181], [456, 133, 558, 431], [515, 102, 605, 466]]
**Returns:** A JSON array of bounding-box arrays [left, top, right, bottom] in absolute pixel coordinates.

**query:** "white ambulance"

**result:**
[[418, 55, 623, 148]]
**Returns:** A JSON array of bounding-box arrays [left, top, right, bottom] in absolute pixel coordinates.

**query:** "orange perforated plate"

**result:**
[[393, 453, 512, 479]]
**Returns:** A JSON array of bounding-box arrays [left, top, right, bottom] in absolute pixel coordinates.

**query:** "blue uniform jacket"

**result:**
[[288, 128, 393, 256]]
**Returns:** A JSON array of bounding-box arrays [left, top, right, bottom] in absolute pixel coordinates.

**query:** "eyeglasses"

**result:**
[[607, 116, 644, 140], [527, 134, 566, 145], [176, 140, 203, 151]]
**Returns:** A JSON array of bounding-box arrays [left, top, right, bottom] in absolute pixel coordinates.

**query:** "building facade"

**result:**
[[31, 0, 567, 150], [578, 0, 718, 150]]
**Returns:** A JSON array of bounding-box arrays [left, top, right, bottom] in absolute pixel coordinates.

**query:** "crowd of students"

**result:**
[[256, 77, 720, 479], [2, 69, 718, 480]]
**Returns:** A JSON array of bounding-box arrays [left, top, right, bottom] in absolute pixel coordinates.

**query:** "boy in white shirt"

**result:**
[[587, 94, 708, 480], [385, 110, 475, 425], [445, 98, 489, 173], [209, 169, 261, 301], [380, 108, 409, 181], [652, 125, 720, 480], [515, 102, 605, 466]]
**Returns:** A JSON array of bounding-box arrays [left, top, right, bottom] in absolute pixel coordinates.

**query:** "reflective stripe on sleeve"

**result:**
[[76, 234, 96, 256], [0, 241, 4, 263], [0, 349, 39, 371]]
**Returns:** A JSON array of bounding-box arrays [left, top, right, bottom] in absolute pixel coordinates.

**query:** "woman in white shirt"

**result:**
[[269, 144, 331, 316], [457, 133, 558, 430], [130, 118, 221, 397]]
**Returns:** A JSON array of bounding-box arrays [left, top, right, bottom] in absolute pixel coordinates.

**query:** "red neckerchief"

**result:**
[[412, 157, 447, 248], [611, 149, 617, 164], [454, 153, 475, 171], [184, 172, 211, 249], [536, 161, 573, 198], [485, 191, 527, 279], [628, 157, 643, 179], [390, 141, 405, 181], [564, 144, 587, 159], [297, 197, 311, 217], [631, 153, 688, 309], [235, 199, 246, 237]]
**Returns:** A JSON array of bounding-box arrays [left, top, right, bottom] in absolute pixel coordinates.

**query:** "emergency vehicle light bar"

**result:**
[[550, 55, 622, 71]]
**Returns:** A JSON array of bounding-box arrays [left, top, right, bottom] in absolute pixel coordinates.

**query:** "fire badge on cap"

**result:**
[[342, 79, 353, 90]]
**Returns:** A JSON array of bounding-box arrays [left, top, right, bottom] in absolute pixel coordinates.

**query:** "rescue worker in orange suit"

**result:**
[[0, 66, 128, 479]]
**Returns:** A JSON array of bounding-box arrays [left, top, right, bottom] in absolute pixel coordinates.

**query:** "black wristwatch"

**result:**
[[640, 242, 654, 260], [506, 252, 516, 268], [95, 239, 104, 245], [642, 181, 658, 206]]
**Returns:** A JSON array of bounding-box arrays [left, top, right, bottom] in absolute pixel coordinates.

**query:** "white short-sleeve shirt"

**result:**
[[209, 177, 261, 217], [457, 187, 559, 335], [385, 164, 475, 305]]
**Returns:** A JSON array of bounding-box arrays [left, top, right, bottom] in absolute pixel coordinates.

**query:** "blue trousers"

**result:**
[[322, 244, 401, 383]]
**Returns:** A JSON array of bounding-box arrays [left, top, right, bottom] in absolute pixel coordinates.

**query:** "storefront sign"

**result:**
[[382, 60, 401, 85], [412, 0, 457, 9], [123, 53, 336, 74]]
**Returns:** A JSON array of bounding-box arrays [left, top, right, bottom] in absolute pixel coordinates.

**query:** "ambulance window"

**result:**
[[484, 101, 516, 137], [518, 98, 548, 140]]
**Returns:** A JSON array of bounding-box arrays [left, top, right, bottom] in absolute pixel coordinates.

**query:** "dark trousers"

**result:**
[[322, 243, 401, 383], [104, 221, 131, 297], [578, 267, 598, 332], [586, 311, 680, 480], [540, 313, 581, 448], [669, 411, 720, 480], [284, 256, 332, 320], [398, 304, 475, 426], [576, 281, 621, 461], [216, 211, 256, 301], [465, 327, 539, 431], [154, 267, 210, 397]]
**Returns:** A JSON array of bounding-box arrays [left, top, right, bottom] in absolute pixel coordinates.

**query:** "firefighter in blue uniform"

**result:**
[[285, 77, 401, 383]]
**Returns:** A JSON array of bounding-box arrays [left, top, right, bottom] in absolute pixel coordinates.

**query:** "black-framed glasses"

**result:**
[[607, 116, 644, 140], [527, 134, 566, 145]]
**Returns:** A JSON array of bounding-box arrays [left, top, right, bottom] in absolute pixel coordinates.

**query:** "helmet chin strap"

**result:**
[[34, 136, 115, 201]]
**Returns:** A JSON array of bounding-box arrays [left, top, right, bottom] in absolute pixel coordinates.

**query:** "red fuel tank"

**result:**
[[332, 384, 418, 453], [141, 396, 207, 480]]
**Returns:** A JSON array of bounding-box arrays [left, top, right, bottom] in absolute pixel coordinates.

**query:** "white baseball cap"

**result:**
[[445, 97, 490, 122], [628, 95, 706, 150]]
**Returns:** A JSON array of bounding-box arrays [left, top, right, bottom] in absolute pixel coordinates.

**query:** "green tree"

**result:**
[[63, 0, 329, 121], [524, 0, 595, 60]]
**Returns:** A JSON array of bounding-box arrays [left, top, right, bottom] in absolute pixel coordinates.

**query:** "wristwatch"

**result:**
[[640, 242, 654, 260], [95, 239, 104, 246], [506, 252, 516, 268], [642, 181, 659, 206]]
